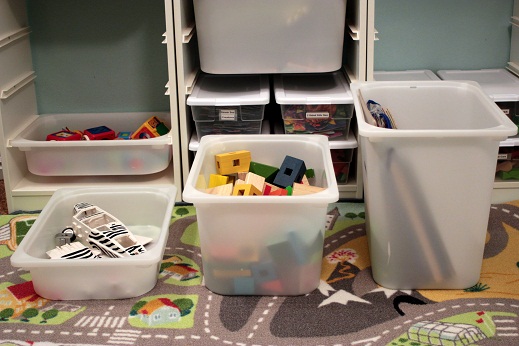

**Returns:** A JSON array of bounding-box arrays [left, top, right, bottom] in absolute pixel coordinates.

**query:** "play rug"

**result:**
[[0, 201, 518, 346]]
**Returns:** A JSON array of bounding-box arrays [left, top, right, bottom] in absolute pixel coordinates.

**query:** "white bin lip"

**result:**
[[10, 185, 177, 268], [182, 134, 339, 204], [351, 81, 518, 139]]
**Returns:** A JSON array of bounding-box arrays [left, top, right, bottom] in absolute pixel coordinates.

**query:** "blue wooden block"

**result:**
[[272, 156, 306, 188], [233, 277, 256, 295]]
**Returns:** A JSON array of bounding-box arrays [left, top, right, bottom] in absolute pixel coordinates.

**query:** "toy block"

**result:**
[[115, 131, 133, 140], [292, 183, 325, 195], [305, 168, 315, 178], [213, 268, 252, 278], [269, 188, 288, 196], [46, 130, 83, 141], [300, 174, 310, 185], [233, 277, 256, 295], [235, 178, 246, 185], [237, 172, 248, 181], [251, 261, 278, 283], [245, 172, 265, 192], [83, 126, 116, 140], [249, 161, 279, 183], [286, 186, 293, 195], [272, 155, 306, 188], [215, 150, 251, 175], [131, 116, 169, 139], [260, 279, 285, 294], [232, 184, 262, 196], [209, 174, 231, 188], [263, 182, 281, 195], [206, 183, 233, 196]]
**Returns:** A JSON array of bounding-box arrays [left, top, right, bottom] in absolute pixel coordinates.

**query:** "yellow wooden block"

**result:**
[[232, 183, 262, 196], [206, 183, 233, 196], [215, 150, 251, 175], [208, 174, 230, 188], [292, 182, 326, 195], [245, 172, 265, 192]]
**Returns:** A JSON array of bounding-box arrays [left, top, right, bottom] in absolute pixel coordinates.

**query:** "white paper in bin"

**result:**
[[350, 81, 517, 289]]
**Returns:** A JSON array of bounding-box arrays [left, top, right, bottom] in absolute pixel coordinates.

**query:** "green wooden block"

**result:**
[[249, 161, 279, 183], [305, 168, 315, 178]]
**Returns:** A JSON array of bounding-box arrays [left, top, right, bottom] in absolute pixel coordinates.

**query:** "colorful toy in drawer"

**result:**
[[131, 116, 169, 139], [83, 126, 116, 140], [46, 129, 83, 141], [281, 104, 352, 138]]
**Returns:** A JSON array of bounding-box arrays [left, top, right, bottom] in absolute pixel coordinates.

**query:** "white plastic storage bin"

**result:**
[[374, 70, 440, 81], [193, 0, 347, 74], [351, 81, 518, 289], [183, 135, 339, 295], [274, 72, 354, 139], [10, 112, 172, 176], [10, 185, 177, 300], [187, 74, 269, 141], [437, 69, 519, 126]]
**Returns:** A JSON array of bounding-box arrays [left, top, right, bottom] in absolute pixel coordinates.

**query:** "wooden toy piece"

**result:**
[[269, 188, 288, 196], [233, 277, 256, 295], [245, 172, 265, 192], [249, 161, 279, 183], [292, 183, 326, 195], [215, 150, 252, 175], [251, 261, 278, 283], [232, 184, 262, 196], [300, 174, 310, 185], [237, 172, 248, 181], [209, 174, 231, 188], [263, 182, 282, 195], [272, 155, 306, 188], [46, 130, 83, 141], [213, 268, 252, 278], [234, 178, 246, 185], [206, 183, 233, 196], [131, 116, 169, 139]]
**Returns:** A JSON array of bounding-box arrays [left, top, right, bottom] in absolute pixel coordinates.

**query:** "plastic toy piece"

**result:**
[[116, 131, 133, 140], [215, 150, 251, 175], [47, 242, 102, 260], [249, 161, 279, 183], [206, 183, 233, 196], [131, 116, 169, 139], [272, 156, 306, 188], [83, 126, 116, 140], [71, 202, 151, 258], [46, 130, 83, 141], [209, 174, 231, 188], [292, 183, 326, 195], [232, 184, 262, 196]]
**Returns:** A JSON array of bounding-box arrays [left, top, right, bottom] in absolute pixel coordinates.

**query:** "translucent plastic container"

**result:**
[[187, 74, 269, 140], [274, 72, 354, 139], [193, 0, 347, 74], [374, 69, 440, 81], [183, 135, 339, 295], [10, 185, 177, 300], [351, 80, 518, 289], [10, 112, 172, 176]]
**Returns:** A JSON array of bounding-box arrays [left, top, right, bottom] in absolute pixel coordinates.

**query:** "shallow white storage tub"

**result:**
[[10, 112, 172, 176]]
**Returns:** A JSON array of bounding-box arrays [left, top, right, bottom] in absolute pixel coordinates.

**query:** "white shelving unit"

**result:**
[[370, 0, 519, 203], [0, 0, 182, 212], [167, 0, 373, 200]]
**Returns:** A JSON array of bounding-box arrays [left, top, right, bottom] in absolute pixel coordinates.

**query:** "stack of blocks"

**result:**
[[205, 150, 325, 196]]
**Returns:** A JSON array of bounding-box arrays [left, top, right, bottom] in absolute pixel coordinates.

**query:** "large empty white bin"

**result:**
[[351, 81, 517, 289]]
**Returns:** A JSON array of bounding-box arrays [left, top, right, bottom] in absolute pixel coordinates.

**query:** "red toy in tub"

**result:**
[[46, 130, 83, 141], [83, 126, 116, 140]]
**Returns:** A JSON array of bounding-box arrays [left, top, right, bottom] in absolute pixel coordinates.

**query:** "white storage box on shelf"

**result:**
[[351, 81, 518, 289], [274, 71, 354, 140], [187, 74, 269, 141], [373, 70, 440, 81], [193, 0, 347, 74], [10, 185, 177, 300], [183, 135, 339, 296], [10, 112, 172, 176], [437, 69, 519, 127]]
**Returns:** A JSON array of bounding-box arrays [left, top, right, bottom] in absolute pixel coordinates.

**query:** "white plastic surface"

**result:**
[[10, 112, 172, 176], [183, 135, 339, 295], [187, 74, 270, 106], [193, 0, 347, 74], [274, 72, 353, 105], [437, 69, 519, 102], [351, 81, 518, 289], [373, 70, 440, 81], [10, 185, 177, 300]]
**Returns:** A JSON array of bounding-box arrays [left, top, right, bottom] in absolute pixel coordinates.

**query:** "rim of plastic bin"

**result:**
[[10, 185, 177, 268], [187, 74, 270, 107], [182, 134, 339, 204], [351, 80, 518, 139], [273, 71, 353, 105]]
